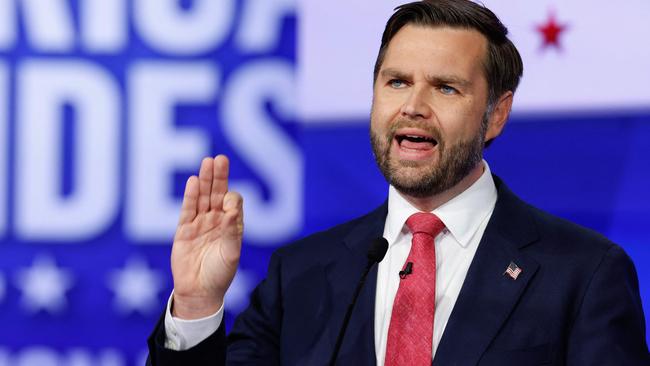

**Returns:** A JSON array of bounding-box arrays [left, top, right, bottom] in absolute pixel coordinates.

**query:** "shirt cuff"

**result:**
[[163, 291, 224, 350]]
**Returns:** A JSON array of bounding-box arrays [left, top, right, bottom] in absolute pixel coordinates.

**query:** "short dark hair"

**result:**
[[373, 0, 523, 109]]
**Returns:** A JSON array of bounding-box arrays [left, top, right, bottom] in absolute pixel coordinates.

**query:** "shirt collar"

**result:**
[[384, 160, 498, 248]]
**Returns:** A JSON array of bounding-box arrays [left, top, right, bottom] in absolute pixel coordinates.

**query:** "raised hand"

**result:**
[[170, 155, 243, 319]]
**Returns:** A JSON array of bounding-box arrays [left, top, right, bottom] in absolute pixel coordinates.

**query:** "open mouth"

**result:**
[[395, 134, 438, 149]]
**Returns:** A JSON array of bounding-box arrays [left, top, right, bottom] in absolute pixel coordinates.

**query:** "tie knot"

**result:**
[[406, 212, 445, 237]]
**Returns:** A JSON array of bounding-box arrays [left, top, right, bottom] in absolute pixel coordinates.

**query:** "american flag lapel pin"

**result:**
[[504, 261, 522, 280]]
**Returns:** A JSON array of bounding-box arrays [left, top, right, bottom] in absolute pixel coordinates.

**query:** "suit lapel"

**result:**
[[433, 177, 541, 365], [323, 203, 387, 365]]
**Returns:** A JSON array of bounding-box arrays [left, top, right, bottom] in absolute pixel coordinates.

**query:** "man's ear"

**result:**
[[485, 91, 513, 142]]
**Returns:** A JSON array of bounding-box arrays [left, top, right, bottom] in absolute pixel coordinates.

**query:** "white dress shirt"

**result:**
[[165, 161, 498, 366], [164, 291, 224, 350], [374, 161, 497, 365]]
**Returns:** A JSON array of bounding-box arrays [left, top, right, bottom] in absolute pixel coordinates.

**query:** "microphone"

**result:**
[[399, 262, 413, 279], [329, 237, 388, 366]]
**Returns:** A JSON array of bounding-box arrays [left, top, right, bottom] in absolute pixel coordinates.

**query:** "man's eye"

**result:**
[[440, 85, 457, 95], [389, 79, 406, 88]]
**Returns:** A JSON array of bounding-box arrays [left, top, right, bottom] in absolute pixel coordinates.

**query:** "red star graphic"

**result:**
[[536, 11, 568, 50]]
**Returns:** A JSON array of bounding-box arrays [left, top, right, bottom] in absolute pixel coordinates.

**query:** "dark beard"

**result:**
[[370, 119, 486, 198]]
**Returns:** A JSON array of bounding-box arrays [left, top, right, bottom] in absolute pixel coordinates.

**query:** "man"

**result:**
[[147, 1, 648, 365]]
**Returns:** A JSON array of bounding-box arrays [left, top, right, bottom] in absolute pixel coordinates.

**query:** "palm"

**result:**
[[170, 156, 243, 317]]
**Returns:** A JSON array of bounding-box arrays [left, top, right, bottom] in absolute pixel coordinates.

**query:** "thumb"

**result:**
[[221, 191, 244, 246]]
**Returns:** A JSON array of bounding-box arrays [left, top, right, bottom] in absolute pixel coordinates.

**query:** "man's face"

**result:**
[[370, 25, 492, 198]]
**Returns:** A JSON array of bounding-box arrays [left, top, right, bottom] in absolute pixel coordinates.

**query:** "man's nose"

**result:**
[[399, 86, 432, 119]]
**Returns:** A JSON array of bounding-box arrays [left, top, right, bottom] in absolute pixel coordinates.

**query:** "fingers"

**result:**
[[178, 175, 199, 225], [210, 155, 229, 211], [189, 155, 231, 221], [197, 157, 214, 213]]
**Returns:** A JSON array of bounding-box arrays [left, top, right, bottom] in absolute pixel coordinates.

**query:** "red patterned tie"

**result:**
[[385, 212, 445, 366]]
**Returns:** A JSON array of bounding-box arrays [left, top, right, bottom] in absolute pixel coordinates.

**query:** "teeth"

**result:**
[[400, 135, 432, 142], [395, 134, 438, 147]]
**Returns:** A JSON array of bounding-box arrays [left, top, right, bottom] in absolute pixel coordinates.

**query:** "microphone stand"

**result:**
[[328, 237, 388, 366], [328, 261, 375, 366]]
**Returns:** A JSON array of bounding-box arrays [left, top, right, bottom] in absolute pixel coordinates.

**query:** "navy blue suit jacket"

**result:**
[[148, 177, 648, 365]]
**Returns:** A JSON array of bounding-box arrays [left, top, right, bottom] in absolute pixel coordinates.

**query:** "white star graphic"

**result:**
[[107, 256, 165, 315], [15, 255, 74, 314], [224, 269, 256, 314]]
